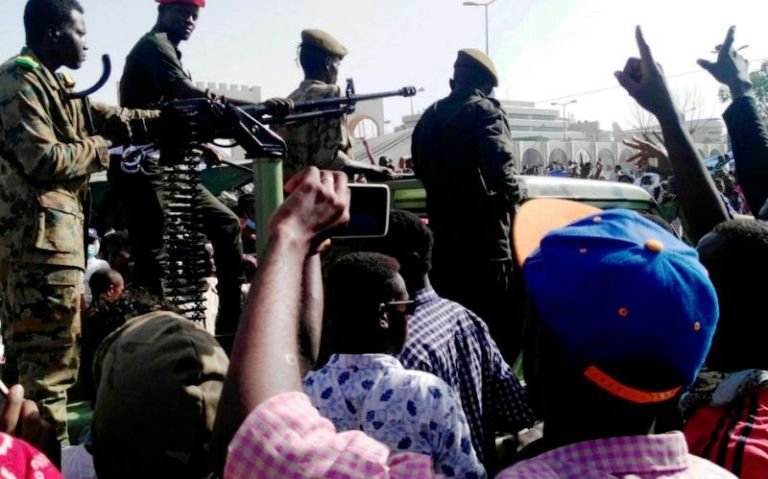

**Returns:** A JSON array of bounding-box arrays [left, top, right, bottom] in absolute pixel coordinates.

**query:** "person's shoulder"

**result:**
[[128, 31, 175, 58], [398, 367, 456, 400], [472, 93, 505, 116], [421, 293, 488, 330], [413, 100, 442, 130], [307, 81, 340, 95], [686, 453, 739, 477], [0, 54, 41, 91], [294, 81, 341, 101]]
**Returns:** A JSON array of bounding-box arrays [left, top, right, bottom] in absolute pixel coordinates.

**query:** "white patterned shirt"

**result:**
[[304, 353, 486, 478]]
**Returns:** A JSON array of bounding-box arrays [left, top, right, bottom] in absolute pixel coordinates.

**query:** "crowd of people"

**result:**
[[1, 0, 768, 478]]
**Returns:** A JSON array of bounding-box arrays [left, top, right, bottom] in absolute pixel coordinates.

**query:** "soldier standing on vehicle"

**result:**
[[411, 49, 522, 362], [114, 0, 291, 338], [0, 0, 157, 443], [272, 29, 395, 183]]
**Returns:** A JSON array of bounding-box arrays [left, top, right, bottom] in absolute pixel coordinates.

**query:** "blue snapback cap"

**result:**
[[514, 199, 719, 403]]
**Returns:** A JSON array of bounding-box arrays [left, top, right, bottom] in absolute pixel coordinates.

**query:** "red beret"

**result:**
[[156, 0, 206, 7]]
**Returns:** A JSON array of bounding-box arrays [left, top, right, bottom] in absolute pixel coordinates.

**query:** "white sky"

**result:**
[[1, 0, 767, 132]]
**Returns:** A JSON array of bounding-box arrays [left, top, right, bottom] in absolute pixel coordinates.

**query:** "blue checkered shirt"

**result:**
[[398, 285, 535, 464]]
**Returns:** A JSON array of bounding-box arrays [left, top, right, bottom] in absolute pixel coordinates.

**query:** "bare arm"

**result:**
[[615, 27, 728, 242], [699, 26, 768, 216], [211, 167, 350, 471], [0, 384, 59, 467], [298, 253, 323, 375], [338, 149, 396, 181], [167, 79, 293, 113]]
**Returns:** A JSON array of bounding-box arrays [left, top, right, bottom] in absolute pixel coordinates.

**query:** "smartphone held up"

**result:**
[[331, 183, 390, 239]]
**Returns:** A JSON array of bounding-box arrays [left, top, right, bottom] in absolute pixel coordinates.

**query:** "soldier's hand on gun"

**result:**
[[0, 384, 59, 466], [194, 143, 224, 167], [101, 112, 134, 145], [623, 136, 669, 168], [697, 26, 752, 98], [367, 165, 398, 182], [615, 27, 677, 121], [269, 167, 350, 246], [264, 97, 294, 118]]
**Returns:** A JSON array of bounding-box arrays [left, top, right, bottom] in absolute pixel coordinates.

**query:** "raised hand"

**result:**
[[271, 167, 350, 245], [622, 136, 669, 168], [697, 26, 752, 99], [615, 27, 677, 120]]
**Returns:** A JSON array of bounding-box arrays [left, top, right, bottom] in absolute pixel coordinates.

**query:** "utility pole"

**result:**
[[462, 0, 498, 55], [552, 99, 578, 141]]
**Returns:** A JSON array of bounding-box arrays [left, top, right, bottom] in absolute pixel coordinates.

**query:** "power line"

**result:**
[[534, 56, 768, 105]]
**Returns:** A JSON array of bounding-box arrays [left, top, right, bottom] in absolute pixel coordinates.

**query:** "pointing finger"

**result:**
[[635, 26, 655, 65], [722, 26, 736, 54]]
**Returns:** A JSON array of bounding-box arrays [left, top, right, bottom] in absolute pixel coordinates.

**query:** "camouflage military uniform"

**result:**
[[271, 80, 353, 183], [0, 48, 155, 442]]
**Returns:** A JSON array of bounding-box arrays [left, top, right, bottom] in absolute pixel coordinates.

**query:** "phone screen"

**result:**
[[332, 184, 390, 238]]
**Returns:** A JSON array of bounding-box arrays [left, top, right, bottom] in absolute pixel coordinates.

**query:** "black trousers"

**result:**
[[109, 163, 244, 334]]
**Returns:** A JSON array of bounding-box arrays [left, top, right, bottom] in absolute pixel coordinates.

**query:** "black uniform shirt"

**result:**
[[412, 88, 519, 263], [119, 28, 189, 109]]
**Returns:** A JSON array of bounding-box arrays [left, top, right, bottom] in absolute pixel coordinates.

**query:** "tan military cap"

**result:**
[[454, 48, 499, 87], [301, 29, 349, 58]]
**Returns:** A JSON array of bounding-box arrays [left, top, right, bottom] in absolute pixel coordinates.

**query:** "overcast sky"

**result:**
[[1, 0, 767, 132]]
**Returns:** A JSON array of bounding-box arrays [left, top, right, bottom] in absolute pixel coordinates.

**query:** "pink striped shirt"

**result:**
[[225, 392, 443, 478], [497, 432, 736, 478]]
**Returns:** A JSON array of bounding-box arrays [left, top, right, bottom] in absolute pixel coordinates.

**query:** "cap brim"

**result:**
[[513, 199, 602, 267]]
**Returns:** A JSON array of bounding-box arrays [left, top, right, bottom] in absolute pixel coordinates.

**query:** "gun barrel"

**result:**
[[240, 86, 417, 118], [260, 108, 350, 126]]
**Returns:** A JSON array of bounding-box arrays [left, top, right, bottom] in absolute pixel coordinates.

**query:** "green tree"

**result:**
[[719, 60, 768, 122]]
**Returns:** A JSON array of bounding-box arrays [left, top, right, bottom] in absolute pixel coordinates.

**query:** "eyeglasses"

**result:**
[[380, 300, 417, 316]]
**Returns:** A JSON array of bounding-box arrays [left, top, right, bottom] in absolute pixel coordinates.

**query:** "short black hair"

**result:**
[[236, 193, 254, 217], [89, 268, 122, 300], [324, 252, 401, 342], [24, 0, 84, 46], [100, 231, 130, 258], [366, 210, 433, 274], [700, 219, 768, 372]]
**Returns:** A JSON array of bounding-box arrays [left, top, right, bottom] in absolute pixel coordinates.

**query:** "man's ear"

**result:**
[[46, 25, 61, 42], [378, 305, 390, 330]]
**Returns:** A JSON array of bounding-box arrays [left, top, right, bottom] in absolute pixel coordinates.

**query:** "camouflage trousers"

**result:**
[[2, 263, 81, 444]]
